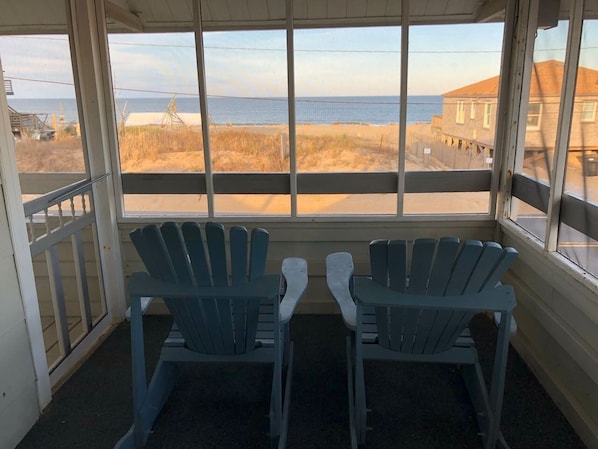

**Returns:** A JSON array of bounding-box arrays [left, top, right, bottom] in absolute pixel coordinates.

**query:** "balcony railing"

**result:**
[[23, 177, 108, 371]]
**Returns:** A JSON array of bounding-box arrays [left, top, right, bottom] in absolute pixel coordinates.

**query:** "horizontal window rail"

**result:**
[[20, 170, 492, 196], [511, 174, 550, 214], [120, 170, 492, 195], [512, 173, 598, 243], [20, 172, 87, 196]]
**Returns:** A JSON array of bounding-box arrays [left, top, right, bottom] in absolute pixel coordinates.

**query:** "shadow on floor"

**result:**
[[17, 314, 586, 449]]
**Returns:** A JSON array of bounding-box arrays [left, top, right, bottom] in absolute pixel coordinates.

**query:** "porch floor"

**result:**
[[17, 314, 586, 449]]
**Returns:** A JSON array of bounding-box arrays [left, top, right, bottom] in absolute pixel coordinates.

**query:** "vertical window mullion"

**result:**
[[193, 0, 214, 217], [545, 0, 584, 251], [507, 0, 539, 225], [286, 0, 297, 217], [492, 0, 523, 222], [397, 0, 409, 217]]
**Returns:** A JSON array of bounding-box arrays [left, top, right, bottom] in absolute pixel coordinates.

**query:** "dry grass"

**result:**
[[15, 138, 86, 172], [15, 124, 404, 173]]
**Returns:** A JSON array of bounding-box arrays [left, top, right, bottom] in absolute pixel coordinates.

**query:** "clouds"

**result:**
[[109, 34, 198, 97], [0, 35, 76, 98], [1, 23, 508, 99]]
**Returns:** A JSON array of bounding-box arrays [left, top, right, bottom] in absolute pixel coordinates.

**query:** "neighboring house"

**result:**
[[440, 59, 598, 156], [8, 104, 55, 140]]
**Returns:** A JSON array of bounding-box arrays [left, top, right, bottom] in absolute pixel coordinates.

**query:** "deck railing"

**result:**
[[23, 176, 108, 371]]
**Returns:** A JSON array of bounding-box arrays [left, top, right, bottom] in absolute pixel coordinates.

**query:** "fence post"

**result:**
[[281, 132, 289, 159]]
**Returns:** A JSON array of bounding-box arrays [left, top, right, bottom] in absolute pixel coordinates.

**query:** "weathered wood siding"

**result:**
[[440, 98, 499, 147], [441, 95, 598, 151]]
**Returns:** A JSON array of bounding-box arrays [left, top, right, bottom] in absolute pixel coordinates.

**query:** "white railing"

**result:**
[[23, 176, 108, 371]]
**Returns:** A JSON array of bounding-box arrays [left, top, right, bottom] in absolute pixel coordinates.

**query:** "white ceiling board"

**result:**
[[0, 0, 533, 34]]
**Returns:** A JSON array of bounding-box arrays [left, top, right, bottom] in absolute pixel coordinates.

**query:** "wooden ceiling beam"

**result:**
[[104, 1, 144, 32], [476, 0, 505, 23]]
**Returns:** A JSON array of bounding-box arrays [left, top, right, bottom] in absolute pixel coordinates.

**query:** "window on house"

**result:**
[[483, 102, 492, 128], [581, 101, 596, 122], [456, 100, 465, 124], [527, 103, 542, 128], [470, 101, 476, 119]]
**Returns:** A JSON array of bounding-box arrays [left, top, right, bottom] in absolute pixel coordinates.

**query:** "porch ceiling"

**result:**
[[4, 0, 597, 34], [0, 0, 512, 34]]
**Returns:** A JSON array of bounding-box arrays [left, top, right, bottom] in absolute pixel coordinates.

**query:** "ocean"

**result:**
[[7, 95, 442, 126]]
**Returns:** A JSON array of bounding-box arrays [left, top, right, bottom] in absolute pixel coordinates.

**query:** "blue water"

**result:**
[[7, 95, 442, 126]]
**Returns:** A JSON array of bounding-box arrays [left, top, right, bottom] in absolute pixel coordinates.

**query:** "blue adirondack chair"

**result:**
[[114, 222, 307, 449], [326, 237, 518, 449]]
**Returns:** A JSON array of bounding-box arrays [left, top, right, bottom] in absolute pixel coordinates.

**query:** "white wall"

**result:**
[[0, 185, 40, 449], [0, 58, 49, 449], [502, 224, 598, 449]]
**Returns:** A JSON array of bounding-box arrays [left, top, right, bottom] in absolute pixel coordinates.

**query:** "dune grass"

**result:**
[[15, 124, 403, 173]]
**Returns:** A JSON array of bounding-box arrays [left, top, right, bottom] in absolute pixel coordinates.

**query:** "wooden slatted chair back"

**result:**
[[369, 237, 517, 354], [130, 221, 271, 355]]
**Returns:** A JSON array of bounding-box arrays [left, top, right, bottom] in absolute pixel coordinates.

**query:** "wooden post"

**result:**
[[281, 132, 289, 159]]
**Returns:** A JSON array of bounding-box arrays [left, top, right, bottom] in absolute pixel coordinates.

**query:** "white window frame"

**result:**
[[483, 102, 492, 128], [527, 102, 542, 130], [581, 100, 597, 123], [470, 100, 476, 120], [456, 100, 465, 124]]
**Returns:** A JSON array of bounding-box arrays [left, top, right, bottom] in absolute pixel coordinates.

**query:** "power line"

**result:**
[[5, 77, 572, 110], [0, 34, 544, 54], [5, 76, 74, 87]]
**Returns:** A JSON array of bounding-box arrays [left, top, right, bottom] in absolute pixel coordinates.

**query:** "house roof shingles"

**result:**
[[443, 60, 598, 97]]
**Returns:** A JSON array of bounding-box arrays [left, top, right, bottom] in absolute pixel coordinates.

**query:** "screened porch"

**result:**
[[0, 0, 597, 448]]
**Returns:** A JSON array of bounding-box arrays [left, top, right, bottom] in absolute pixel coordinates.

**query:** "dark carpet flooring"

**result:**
[[17, 314, 587, 449]]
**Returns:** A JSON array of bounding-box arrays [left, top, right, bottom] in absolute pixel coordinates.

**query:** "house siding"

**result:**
[[0, 185, 39, 449], [502, 227, 598, 449]]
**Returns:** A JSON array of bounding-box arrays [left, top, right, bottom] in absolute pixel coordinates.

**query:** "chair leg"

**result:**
[[114, 360, 178, 449], [270, 348, 283, 447], [277, 342, 294, 449], [488, 311, 513, 449], [282, 322, 291, 368], [354, 344, 368, 446], [463, 311, 513, 449], [138, 360, 179, 438], [346, 336, 359, 449], [462, 362, 495, 448]]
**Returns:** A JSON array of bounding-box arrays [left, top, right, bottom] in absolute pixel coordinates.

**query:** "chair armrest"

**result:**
[[326, 252, 357, 330], [354, 277, 516, 313], [279, 257, 308, 324]]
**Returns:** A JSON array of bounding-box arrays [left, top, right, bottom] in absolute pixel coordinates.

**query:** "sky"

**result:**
[[0, 20, 595, 99]]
